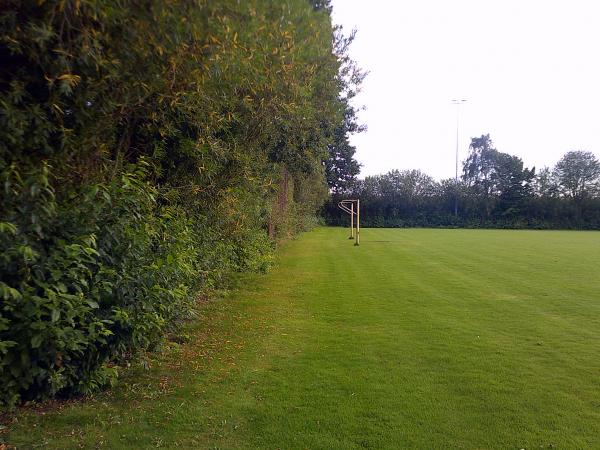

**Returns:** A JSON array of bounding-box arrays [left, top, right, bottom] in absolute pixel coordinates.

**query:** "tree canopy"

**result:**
[[554, 151, 600, 200]]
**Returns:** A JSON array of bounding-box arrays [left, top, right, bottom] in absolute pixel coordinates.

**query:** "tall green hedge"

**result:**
[[0, 0, 353, 407]]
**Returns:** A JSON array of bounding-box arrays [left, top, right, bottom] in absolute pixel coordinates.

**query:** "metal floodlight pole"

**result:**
[[451, 99, 467, 216]]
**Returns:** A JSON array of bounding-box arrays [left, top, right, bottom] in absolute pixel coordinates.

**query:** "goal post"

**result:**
[[337, 199, 360, 246]]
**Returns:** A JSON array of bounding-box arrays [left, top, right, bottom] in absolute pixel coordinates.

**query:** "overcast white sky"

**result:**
[[331, 0, 600, 180]]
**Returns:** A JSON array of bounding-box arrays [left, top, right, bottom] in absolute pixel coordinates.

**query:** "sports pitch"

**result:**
[[6, 228, 600, 448]]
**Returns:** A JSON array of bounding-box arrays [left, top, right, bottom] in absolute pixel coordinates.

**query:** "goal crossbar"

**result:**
[[338, 200, 357, 216]]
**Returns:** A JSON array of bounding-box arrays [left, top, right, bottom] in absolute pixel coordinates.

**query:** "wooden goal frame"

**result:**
[[337, 199, 360, 246]]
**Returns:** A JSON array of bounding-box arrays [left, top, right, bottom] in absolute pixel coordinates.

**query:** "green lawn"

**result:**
[[4, 228, 600, 449]]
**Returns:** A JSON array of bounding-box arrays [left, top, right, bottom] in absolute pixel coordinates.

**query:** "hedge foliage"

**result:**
[[0, 0, 358, 407]]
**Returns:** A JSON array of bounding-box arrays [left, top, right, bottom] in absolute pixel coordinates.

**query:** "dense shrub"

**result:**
[[0, 0, 360, 407]]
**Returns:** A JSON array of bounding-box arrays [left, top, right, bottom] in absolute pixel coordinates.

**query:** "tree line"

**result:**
[[324, 134, 600, 229], [0, 0, 362, 406]]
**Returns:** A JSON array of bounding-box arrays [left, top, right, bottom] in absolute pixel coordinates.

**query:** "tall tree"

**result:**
[[325, 127, 361, 194], [323, 25, 367, 194], [553, 151, 600, 199], [493, 152, 535, 215], [463, 135, 497, 192], [462, 134, 534, 218], [463, 134, 499, 217]]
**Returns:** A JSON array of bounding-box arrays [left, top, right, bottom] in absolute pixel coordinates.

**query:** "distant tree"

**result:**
[[383, 169, 437, 202], [350, 169, 439, 223], [325, 127, 361, 194], [352, 175, 382, 205], [463, 135, 497, 191], [492, 152, 535, 216], [323, 138, 600, 229], [463, 134, 534, 218], [463, 134, 499, 218], [529, 166, 561, 224], [553, 151, 600, 199], [534, 167, 559, 198], [438, 178, 466, 215]]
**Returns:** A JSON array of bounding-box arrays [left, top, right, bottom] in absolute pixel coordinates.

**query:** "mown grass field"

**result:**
[[4, 228, 600, 449]]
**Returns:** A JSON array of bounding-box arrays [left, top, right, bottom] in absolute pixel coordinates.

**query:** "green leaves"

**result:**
[[85, 300, 99, 309], [57, 74, 81, 96], [0, 222, 17, 235], [30, 334, 43, 349], [0, 0, 354, 408], [50, 309, 60, 323], [0, 282, 21, 301]]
